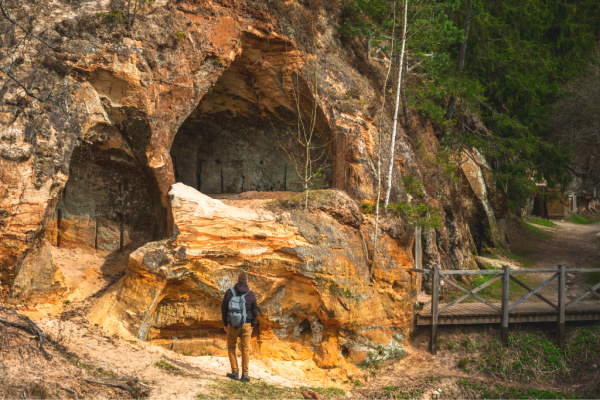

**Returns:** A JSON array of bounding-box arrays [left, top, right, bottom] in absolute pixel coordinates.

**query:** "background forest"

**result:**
[[337, 0, 600, 210]]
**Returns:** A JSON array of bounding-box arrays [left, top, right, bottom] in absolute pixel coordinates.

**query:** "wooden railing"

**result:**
[[408, 265, 600, 354]]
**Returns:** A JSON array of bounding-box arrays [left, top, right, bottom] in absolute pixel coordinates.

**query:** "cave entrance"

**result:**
[[47, 140, 159, 253], [170, 38, 333, 195]]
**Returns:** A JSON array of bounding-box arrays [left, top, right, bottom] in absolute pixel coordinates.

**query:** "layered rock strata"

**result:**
[[0, 0, 493, 294], [0, 0, 502, 374], [90, 184, 414, 371]]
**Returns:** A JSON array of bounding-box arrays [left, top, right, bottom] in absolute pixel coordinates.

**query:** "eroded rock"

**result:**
[[89, 183, 415, 374]]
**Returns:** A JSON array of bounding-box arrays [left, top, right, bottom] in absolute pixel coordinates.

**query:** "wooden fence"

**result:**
[[408, 265, 600, 354]]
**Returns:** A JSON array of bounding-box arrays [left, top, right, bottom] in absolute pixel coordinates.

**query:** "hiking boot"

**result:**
[[226, 371, 239, 380], [240, 374, 250, 383]]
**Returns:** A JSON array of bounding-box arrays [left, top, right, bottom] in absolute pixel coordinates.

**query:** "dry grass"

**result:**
[[358, 324, 600, 399], [436, 324, 600, 384], [0, 307, 138, 399], [195, 379, 346, 400]]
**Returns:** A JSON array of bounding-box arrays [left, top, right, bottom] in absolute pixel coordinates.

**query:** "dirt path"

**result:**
[[351, 218, 600, 399], [509, 219, 600, 301], [35, 316, 312, 399], [514, 220, 600, 270], [14, 246, 324, 399]]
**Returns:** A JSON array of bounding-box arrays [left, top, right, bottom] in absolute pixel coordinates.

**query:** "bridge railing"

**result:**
[[408, 265, 600, 354]]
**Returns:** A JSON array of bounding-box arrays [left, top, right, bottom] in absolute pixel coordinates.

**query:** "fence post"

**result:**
[[558, 264, 566, 349], [430, 265, 439, 355], [501, 265, 510, 346], [415, 226, 422, 293]]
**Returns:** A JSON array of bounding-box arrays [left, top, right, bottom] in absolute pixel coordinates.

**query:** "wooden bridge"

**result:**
[[409, 265, 600, 354]]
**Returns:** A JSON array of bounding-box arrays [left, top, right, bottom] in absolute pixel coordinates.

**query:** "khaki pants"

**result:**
[[227, 323, 251, 375]]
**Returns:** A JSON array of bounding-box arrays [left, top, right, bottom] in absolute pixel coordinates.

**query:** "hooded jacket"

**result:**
[[221, 282, 258, 327]]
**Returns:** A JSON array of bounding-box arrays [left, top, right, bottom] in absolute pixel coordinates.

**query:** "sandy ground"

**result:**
[[5, 217, 598, 399], [36, 317, 313, 399], [10, 245, 326, 399]]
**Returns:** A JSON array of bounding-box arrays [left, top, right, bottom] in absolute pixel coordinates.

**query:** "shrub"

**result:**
[[174, 30, 185, 42]]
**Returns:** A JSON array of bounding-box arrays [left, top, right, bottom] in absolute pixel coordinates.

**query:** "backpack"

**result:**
[[228, 287, 247, 328]]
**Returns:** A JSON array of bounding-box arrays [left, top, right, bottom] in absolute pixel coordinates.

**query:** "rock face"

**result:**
[[0, 0, 501, 373], [90, 183, 414, 371]]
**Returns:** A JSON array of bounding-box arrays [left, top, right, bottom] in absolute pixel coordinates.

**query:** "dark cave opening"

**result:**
[[170, 47, 333, 195], [172, 113, 311, 193], [298, 318, 313, 341], [47, 141, 159, 252]]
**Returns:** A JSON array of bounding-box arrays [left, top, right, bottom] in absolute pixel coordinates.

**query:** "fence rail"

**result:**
[[410, 265, 600, 354]]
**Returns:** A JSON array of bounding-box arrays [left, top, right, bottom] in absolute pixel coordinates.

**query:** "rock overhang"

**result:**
[[88, 183, 415, 375]]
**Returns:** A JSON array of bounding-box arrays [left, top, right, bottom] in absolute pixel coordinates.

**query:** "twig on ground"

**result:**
[[82, 377, 152, 394]]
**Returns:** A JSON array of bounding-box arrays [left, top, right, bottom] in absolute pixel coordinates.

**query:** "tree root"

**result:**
[[0, 307, 153, 398], [0, 305, 70, 359], [82, 377, 152, 395], [301, 388, 324, 400]]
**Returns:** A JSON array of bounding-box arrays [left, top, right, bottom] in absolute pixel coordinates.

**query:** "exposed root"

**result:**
[[0, 306, 66, 359], [82, 377, 152, 396]]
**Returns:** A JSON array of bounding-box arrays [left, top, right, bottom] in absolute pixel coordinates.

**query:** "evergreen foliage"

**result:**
[[340, 0, 600, 210]]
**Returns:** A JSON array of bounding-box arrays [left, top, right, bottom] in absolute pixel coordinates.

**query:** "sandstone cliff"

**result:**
[[89, 184, 413, 372], [0, 0, 500, 373]]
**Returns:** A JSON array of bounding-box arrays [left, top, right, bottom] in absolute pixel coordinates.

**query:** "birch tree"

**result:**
[[372, 2, 397, 271], [276, 54, 331, 210], [383, 0, 408, 209]]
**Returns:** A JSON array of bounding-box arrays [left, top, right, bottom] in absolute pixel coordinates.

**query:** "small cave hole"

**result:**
[[56, 208, 62, 247], [298, 318, 312, 341], [392, 281, 403, 293], [341, 346, 350, 358]]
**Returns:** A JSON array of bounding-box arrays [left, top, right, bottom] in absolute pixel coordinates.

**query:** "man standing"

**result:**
[[221, 272, 258, 383]]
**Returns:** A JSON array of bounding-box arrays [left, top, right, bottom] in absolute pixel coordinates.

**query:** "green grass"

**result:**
[[568, 213, 600, 224], [305, 386, 346, 398], [381, 386, 424, 399], [457, 379, 583, 399], [457, 357, 470, 370], [371, 324, 600, 398], [64, 354, 118, 377], [195, 379, 346, 399], [528, 217, 558, 228], [375, 376, 587, 399], [154, 360, 180, 374], [583, 262, 600, 288], [523, 221, 552, 238], [441, 270, 541, 304], [370, 325, 600, 399], [477, 324, 600, 382]]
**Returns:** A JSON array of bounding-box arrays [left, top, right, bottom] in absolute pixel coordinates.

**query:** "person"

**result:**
[[221, 272, 258, 383]]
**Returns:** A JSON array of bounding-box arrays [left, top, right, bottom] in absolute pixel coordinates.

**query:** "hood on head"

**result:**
[[234, 282, 249, 294]]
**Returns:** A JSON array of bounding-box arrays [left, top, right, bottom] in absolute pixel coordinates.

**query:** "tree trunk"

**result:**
[[401, 60, 412, 130], [304, 141, 310, 209], [373, 2, 397, 274], [384, 0, 408, 209], [127, 0, 132, 28], [446, 0, 474, 120]]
